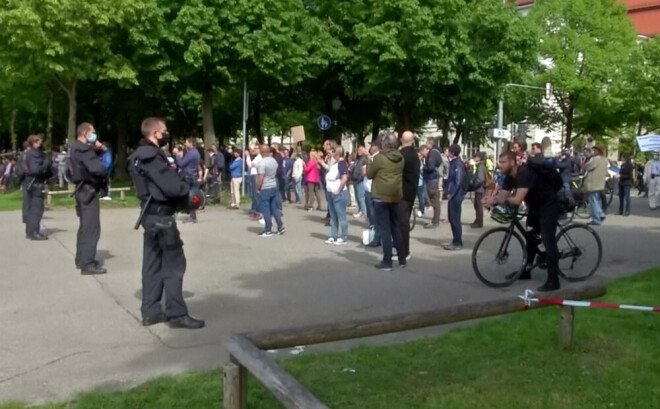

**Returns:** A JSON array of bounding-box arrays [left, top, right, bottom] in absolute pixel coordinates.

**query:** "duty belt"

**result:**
[[144, 202, 175, 216]]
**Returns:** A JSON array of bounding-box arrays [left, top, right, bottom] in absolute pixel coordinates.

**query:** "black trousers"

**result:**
[[75, 186, 101, 268], [526, 208, 559, 282], [374, 200, 403, 266], [396, 199, 413, 259], [141, 213, 188, 319], [25, 182, 45, 236], [22, 181, 29, 224]]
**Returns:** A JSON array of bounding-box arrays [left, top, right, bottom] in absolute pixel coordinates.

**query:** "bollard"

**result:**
[[223, 362, 247, 409], [558, 305, 575, 349]]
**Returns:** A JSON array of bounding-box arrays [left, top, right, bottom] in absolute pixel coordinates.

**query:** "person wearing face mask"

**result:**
[[69, 122, 108, 275], [643, 151, 660, 210], [22, 134, 53, 240], [128, 117, 205, 329]]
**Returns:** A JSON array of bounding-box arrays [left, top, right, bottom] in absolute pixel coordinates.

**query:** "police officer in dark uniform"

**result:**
[[17, 141, 30, 224], [70, 123, 108, 275], [23, 134, 52, 240], [128, 117, 205, 329]]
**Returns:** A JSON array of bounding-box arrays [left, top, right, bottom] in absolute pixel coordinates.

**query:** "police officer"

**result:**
[[17, 141, 30, 224], [23, 134, 52, 240], [70, 123, 108, 275], [128, 117, 205, 329]]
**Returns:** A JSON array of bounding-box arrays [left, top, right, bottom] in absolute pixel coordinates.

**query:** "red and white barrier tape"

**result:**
[[519, 289, 660, 312]]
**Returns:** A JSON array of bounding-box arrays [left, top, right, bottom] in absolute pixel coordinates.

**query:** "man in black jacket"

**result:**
[[421, 137, 443, 228], [397, 131, 420, 260], [70, 123, 108, 275], [23, 134, 52, 240], [128, 117, 205, 330]]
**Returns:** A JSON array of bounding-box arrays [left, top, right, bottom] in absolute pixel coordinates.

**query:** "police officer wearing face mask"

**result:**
[[70, 122, 108, 275], [23, 134, 53, 240], [128, 117, 205, 329]]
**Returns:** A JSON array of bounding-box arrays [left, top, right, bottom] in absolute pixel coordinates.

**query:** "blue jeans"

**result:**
[[374, 200, 403, 265], [249, 175, 259, 213], [294, 178, 303, 202], [618, 185, 631, 215], [448, 195, 464, 246], [327, 190, 349, 241], [364, 190, 380, 245], [589, 191, 605, 224], [258, 188, 283, 233], [417, 183, 427, 212], [354, 180, 367, 214]]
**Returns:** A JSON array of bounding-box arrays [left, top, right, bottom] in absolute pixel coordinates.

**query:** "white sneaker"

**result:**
[[416, 210, 422, 217], [324, 238, 335, 245], [334, 238, 347, 246], [258, 218, 265, 225], [353, 212, 363, 218], [101, 196, 112, 201]]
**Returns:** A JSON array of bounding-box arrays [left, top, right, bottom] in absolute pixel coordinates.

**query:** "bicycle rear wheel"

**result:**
[[472, 227, 527, 288], [409, 209, 416, 232], [556, 224, 602, 282]]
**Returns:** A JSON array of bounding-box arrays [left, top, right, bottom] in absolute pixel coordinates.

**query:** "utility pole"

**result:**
[[241, 81, 248, 196]]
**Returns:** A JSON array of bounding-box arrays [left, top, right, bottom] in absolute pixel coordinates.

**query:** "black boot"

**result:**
[[518, 264, 533, 280], [537, 276, 560, 292]]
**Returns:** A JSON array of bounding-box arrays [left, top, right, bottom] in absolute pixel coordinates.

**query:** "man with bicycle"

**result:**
[[484, 152, 560, 292]]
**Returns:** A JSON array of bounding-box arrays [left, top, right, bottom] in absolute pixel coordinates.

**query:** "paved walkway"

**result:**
[[1, 197, 658, 403]]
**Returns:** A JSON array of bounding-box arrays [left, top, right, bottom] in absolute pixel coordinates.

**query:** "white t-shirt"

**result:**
[[248, 154, 262, 176], [325, 160, 348, 193]]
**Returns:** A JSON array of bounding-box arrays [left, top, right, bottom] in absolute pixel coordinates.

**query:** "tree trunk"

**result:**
[[441, 120, 451, 147], [371, 122, 380, 142], [565, 105, 574, 149], [66, 80, 77, 143], [115, 109, 128, 180], [10, 108, 17, 152], [46, 89, 54, 151], [202, 77, 216, 149], [254, 89, 263, 144]]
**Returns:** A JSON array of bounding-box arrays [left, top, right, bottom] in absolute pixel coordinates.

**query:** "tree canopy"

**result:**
[[0, 0, 658, 166]]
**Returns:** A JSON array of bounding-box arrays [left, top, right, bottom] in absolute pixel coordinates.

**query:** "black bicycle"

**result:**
[[472, 205, 602, 288]]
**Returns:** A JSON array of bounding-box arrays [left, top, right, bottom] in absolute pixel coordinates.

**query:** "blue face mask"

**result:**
[[88, 133, 98, 144]]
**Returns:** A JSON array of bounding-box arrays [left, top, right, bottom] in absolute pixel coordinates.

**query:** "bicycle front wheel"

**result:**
[[472, 227, 527, 288], [409, 209, 416, 232], [556, 224, 602, 282]]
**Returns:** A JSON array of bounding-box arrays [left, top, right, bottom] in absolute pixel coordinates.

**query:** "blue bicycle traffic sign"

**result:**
[[317, 114, 332, 131]]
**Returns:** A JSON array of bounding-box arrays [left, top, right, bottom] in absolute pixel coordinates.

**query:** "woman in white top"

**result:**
[[324, 146, 349, 245]]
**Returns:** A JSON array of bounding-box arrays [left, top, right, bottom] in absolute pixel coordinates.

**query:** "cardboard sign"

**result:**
[[292, 126, 306, 143], [636, 134, 660, 152]]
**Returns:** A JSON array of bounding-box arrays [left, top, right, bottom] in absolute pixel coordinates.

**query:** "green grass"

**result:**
[[3, 268, 660, 409], [0, 180, 250, 211]]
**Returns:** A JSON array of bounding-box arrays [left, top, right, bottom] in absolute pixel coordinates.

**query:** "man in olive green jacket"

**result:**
[[366, 133, 405, 271], [583, 145, 608, 225]]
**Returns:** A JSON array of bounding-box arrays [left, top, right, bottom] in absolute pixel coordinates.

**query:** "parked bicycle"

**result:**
[[472, 205, 602, 288]]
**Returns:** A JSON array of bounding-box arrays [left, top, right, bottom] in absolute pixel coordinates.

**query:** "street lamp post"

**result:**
[[331, 96, 342, 142]]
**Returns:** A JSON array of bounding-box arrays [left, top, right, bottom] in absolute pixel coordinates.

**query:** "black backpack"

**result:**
[[15, 151, 28, 182], [527, 157, 572, 212]]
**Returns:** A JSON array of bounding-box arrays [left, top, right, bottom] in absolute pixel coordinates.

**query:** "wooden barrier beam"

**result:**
[[224, 335, 330, 409], [246, 283, 605, 350]]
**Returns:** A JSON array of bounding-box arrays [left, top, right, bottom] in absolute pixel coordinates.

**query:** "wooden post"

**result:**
[[47, 192, 52, 206], [120, 190, 126, 201], [558, 305, 575, 349], [223, 362, 247, 409], [225, 335, 330, 409]]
